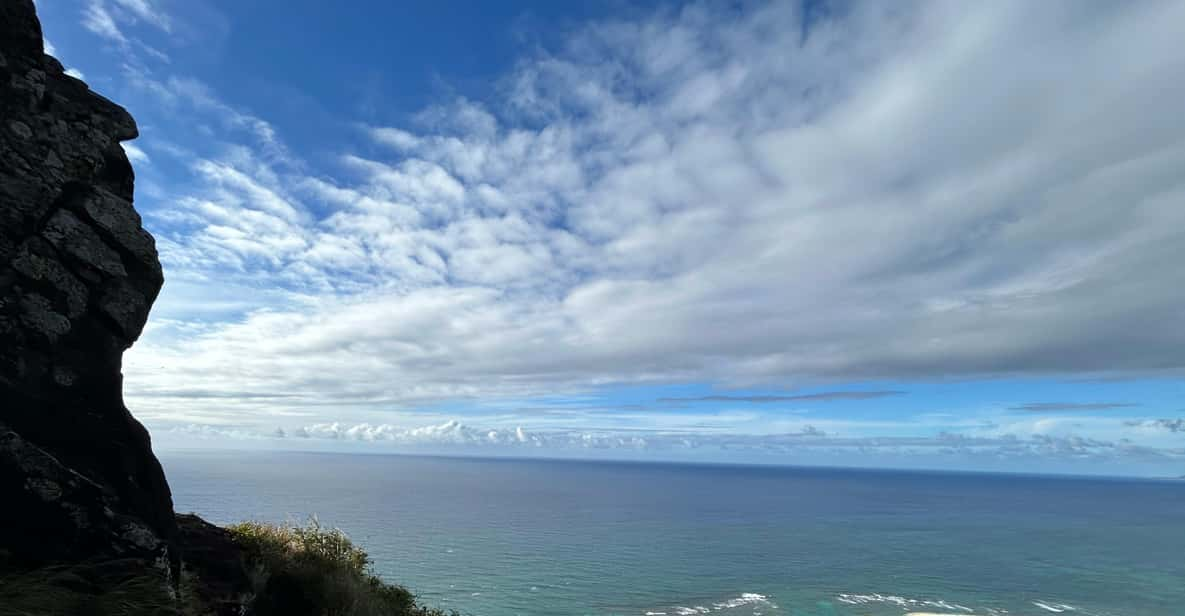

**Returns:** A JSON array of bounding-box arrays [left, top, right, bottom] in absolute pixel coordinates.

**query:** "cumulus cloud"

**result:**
[[114, 0, 1185, 462]]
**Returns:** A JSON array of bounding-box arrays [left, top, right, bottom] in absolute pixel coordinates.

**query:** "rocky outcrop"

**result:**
[[0, 0, 176, 577], [177, 515, 254, 615]]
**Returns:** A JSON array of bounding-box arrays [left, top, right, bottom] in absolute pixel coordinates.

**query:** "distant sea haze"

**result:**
[[164, 451, 1185, 616]]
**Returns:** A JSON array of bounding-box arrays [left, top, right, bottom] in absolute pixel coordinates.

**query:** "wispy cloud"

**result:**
[[1125, 418, 1185, 433], [82, 0, 126, 44], [79, 0, 172, 67], [1010, 402, 1141, 412], [111, 0, 171, 33], [659, 391, 905, 404], [122, 142, 149, 164]]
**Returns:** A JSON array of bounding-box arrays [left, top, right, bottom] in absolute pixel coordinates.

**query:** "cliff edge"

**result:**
[[1, 0, 175, 578], [1, 5, 450, 615]]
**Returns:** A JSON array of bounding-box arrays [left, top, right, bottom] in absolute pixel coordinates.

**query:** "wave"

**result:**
[[714, 593, 773, 610], [664, 592, 776, 615], [640, 591, 1101, 616], [836, 593, 973, 613], [835, 592, 1104, 616]]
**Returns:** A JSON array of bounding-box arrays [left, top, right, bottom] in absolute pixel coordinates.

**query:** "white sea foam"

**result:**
[[836, 593, 973, 612], [834, 592, 1098, 616], [713, 593, 772, 610], [663, 592, 773, 615], [1033, 601, 1076, 613]]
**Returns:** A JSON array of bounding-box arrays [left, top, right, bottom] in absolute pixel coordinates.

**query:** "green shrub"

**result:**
[[227, 519, 455, 616]]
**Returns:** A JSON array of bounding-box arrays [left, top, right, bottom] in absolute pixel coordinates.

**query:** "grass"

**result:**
[[0, 561, 192, 616], [0, 520, 456, 616], [228, 519, 457, 616]]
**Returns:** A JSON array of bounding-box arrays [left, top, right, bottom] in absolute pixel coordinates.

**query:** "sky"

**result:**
[[35, 0, 1185, 476]]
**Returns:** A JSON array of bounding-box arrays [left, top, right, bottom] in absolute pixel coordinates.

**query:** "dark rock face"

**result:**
[[177, 514, 254, 615], [0, 0, 176, 575]]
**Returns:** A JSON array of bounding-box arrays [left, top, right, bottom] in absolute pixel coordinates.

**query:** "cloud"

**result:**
[[1009, 402, 1141, 412], [78, 0, 173, 68], [1125, 419, 1185, 433], [156, 419, 1185, 464], [660, 391, 905, 404], [42, 36, 88, 80], [82, 0, 127, 44], [282, 420, 834, 451], [111, 0, 171, 32], [122, 142, 150, 164], [118, 1, 1185, 441], [122, 73, 285, 158], [368, 126, 421, 151]]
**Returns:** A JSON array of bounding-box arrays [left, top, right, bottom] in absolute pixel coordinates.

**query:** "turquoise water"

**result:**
[[163, 451, 1185, 616]]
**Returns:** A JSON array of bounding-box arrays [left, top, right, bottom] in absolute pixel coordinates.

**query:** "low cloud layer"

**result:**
[[158, 419, 1185, 467], [1010, 402, 1141, 412], [660, 391, 905, 404]]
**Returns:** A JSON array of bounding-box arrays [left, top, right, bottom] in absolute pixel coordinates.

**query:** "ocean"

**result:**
[[161, 451, 1185, 616]]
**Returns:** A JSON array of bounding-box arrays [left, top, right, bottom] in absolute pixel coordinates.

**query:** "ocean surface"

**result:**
[[162, 451, 1185, 616]]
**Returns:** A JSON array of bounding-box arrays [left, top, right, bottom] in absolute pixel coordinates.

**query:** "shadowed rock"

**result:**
[[0, 0, 175, 577]]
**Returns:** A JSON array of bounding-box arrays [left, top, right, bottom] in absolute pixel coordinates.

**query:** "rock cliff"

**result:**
[[0, 6, 432, 615], [1, 0, 176, 577]]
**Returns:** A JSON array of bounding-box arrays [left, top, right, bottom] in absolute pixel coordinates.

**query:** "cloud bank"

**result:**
[[661, 391, 905, 404], [158, 419, 1184, 467]]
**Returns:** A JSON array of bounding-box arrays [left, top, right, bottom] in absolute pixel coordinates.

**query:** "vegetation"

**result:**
[[0, 520, 453, 616], [0, 561, 197, 616], [228, 519, 456, 616]]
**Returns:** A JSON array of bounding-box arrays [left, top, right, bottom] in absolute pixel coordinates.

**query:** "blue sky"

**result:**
[[35, 0, 1185, 476]]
